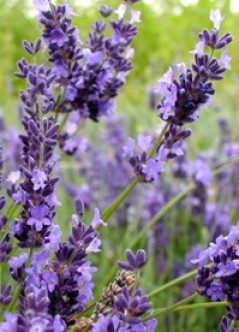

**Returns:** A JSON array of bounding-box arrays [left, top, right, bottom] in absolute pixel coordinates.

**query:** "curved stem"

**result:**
[[144, 293, 197, 321], [172, 300, 227, 312], [102, 177, 139, 221], [148, 269, 198, 298], [59, 113, 70, 133], [148, 122, 169, 159], [129, 183, 194, 249]]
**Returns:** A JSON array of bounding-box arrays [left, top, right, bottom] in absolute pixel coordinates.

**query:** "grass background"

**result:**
[[1, 0, 239, 330]]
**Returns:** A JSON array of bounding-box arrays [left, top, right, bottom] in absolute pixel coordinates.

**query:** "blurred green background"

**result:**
[[1, 1, 239, 330], [1, 0, 239, 143]]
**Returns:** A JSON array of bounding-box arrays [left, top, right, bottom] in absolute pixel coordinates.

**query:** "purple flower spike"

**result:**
[[118, 249, 147, 271]]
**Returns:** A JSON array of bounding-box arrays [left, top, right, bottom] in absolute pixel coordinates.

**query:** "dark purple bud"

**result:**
[[34, 38, 42, 53], [118, 249, 147, 271], [46, 124, 59, 137], [99, 4, 113, 17], [0, 285, 12, 305], [23, 40, 34, 55], [74, 197, 84, 218], [29, 119, 39, 135], [0, 196, 6, 210]]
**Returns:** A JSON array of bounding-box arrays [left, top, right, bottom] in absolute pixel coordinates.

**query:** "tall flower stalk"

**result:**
[[0, 1, 236, 331]]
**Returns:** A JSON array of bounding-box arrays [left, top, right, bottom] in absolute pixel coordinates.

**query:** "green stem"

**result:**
[[129, 183, 194, 249], [128, 155, 239, 249], [5, 203, 14, 219], [102, 177, 139, 221], [148, 269, 198, 298], [148, 122, 170, 159], [59, 113, 70, 133], [172, 301, 227, 312], [145, 293, 197, 320], [101, 124, 170, 221]]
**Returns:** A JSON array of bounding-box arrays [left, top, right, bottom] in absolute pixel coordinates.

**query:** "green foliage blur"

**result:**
[[1, 1, 239, 331], [1, 0, 239, 134]]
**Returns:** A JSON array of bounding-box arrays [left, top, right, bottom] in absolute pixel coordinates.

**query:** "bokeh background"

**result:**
[[1, 0, 239, 139], [1, 1, 239, 331]]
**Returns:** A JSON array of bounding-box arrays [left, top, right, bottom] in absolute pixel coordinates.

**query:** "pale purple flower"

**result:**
[[122, 137, 135, 158], [177, 62, 187, 75], [130, 9, 141, 24], [27, 205, 51, 231], [31, 249, 50, 273], [63, 0, 76, 18], [125, 47, 135, 59], [142, 159, 164, 181], [6, 171, 21, 184], [33, 0, 48, 11], [191, 248, 210, 267], [91, 207, 107, 228], [210, 9, 224, 30], [137, 134, 152, 152], [48, 192, 61, 207], [77, 261, 97, 282], [42, 270, 59, 292], [233, 259, 239, 270], [218, 48, 231, 69], [190, 40, 205, 56], [193, 159, 212, 186], [8, 253, 27, 269], [12, 187, 25, 204], [31, 168, 48, 191], [86, 237, 101, 253], [158, 67, 174, 86], [50, 28, 69, 47], [29, 317, 51, 332], [206, 283, 225, 301], [0, 313, 17, 332], [65, 85, 77, 101], [215, 262, 237, 278], [45, 224, 61, 251], [114, 4, 126, 20], [62, 138, 77, 153], [91, 315, 120, 332], [53, 315, 66, 332], [86, 51, 103, 67], [145, 319, 158, 331]]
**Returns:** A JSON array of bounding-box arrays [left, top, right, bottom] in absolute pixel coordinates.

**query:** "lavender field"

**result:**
[[1, 0, 239, 331]]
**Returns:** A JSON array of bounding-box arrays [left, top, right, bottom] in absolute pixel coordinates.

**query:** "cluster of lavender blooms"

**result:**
[[34, 0, 140, 123], [117, 10, 232, 184], [0, 0, 237, 330], [87, 250, 157, 332], [61, 112, 239, 271], [0, 1, 157, 331], [194, 224, 239, 331]]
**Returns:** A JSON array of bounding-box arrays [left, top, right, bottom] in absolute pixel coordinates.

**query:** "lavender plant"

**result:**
[[0, 1, 237, 331]]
